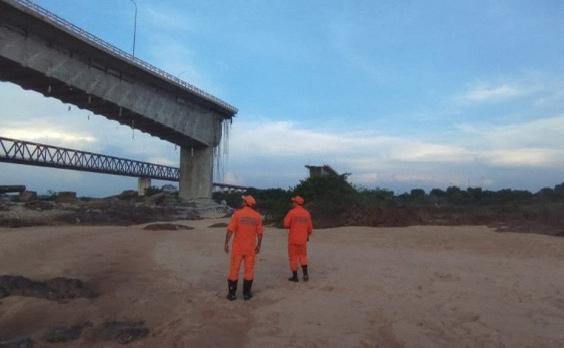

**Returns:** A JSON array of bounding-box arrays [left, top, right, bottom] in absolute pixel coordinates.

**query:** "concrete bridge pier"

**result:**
[[179, 146, 213, 202], [138, 177, 151, 196]]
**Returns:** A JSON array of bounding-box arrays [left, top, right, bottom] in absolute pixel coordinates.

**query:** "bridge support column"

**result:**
[[138, 177, 151, 196], [179, 146, 213, 202]]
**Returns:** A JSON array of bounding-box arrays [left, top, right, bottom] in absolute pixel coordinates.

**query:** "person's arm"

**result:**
[[255, 233, 263, 254], [225, 213, 238, 253], [307, 213, 313, 242], [283, 210, 292, 229], [255, 216, 264, 254], [224, 230, 233, 254]]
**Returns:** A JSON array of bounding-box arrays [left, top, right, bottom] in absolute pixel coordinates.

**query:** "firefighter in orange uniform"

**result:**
[[224, 195, 263, 301], [283, 196, 313, 282]]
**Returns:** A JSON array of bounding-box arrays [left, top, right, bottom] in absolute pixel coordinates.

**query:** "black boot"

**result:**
[[302, 265, 309, 282], [243, 279, 253, 301], [288, 271, 299, 282], [227, 279, 237, 301]]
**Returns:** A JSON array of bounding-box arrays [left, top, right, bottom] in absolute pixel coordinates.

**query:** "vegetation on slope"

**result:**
[[213, 176, 564, 236]]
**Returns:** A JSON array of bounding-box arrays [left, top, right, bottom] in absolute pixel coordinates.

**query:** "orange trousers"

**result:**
[[228, 252, 256, 281], [288, 244, 308, 272]]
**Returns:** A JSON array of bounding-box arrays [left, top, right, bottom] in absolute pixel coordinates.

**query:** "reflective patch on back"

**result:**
[[294, 216, 309, 224], [240, 216, 257, 225]]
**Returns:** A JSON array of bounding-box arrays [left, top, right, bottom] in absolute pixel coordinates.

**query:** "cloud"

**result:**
[[144, 34, 220, 97], [327, 17, 384, 80], [229, 120, 470, 163], [478, 115, 564, 147], [140, 5, 222, 95], [0, 127, 96, 147], [143, 7, 205, 34], [456, 115, 564, 167], [534, 88, 564, 107], [483, 149, 562, 167], [459, 83, 525, 103], [458, 113, 564, 138], [352, 172, 451, 186], [223, 112, 564, 190], [226, 118, 473, 189], [223, 172, 243, 185]]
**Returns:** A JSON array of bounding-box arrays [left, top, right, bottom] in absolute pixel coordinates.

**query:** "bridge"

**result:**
[[0, 0, 238, 202], [0, 136, 252, 194]]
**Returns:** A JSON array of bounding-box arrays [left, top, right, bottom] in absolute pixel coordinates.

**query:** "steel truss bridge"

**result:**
[[0, 136, 250, 192]]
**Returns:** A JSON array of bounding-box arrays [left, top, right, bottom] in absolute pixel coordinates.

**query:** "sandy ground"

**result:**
[[1, 220, 564, 347]]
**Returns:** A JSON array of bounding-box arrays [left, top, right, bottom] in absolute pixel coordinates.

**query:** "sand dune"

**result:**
[[1, 220, 564, 347]]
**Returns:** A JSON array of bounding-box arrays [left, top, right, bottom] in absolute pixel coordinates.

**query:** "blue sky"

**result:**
[[1, 0, 564, 196]]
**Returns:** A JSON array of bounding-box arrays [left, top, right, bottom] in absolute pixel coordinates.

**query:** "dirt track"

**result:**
[[1, 220, 564, 347]]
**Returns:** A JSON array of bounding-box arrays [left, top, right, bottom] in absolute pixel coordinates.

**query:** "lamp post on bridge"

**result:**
[[128, 0, 137, 57]]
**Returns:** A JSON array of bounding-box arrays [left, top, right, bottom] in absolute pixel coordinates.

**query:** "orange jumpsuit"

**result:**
[[227, 206, 264, 281], [283, 205, 313, 272]]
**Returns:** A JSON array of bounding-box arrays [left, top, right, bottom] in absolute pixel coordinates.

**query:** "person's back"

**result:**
[[230, 206, 263, 254], [283, 196, 313, 282], [224, 195, 263, 301], [284, 205, 313, 245]]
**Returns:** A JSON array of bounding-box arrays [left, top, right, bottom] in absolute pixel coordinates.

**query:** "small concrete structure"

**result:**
[[137, 177, 151, 196], [0, 0, 237, 202], [305, 165, 339, 178]]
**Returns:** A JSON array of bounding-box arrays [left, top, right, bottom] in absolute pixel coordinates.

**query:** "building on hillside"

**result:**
[[305, 165, 339, 178]]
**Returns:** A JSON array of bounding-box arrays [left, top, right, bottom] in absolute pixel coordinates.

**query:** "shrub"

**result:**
[[213, 188, 292, 223], [410, 189, 426, 202], [145, 186, 163, 196], [357, 188, 395, 207], [292, 174, 358, 226]]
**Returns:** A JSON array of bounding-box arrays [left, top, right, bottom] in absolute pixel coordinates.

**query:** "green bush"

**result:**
[[357, 188, 395, 207], [408, 189, 426, 205], [213, 188, 292, 223], [292, 174, 359, 226], [247, 188, 293, 223], [145, 186, 163, 196], [212, 191, 243, 209]]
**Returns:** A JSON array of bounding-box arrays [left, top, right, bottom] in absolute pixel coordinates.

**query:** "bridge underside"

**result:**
[[0, 57, 202, 148]]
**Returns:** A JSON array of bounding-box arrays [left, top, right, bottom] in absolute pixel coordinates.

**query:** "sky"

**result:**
[[1, 0, 564, 196]]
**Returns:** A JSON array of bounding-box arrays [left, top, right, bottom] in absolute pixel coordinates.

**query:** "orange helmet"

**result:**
[[291, 196, 304, 205], [242, 195, 256, 207]]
